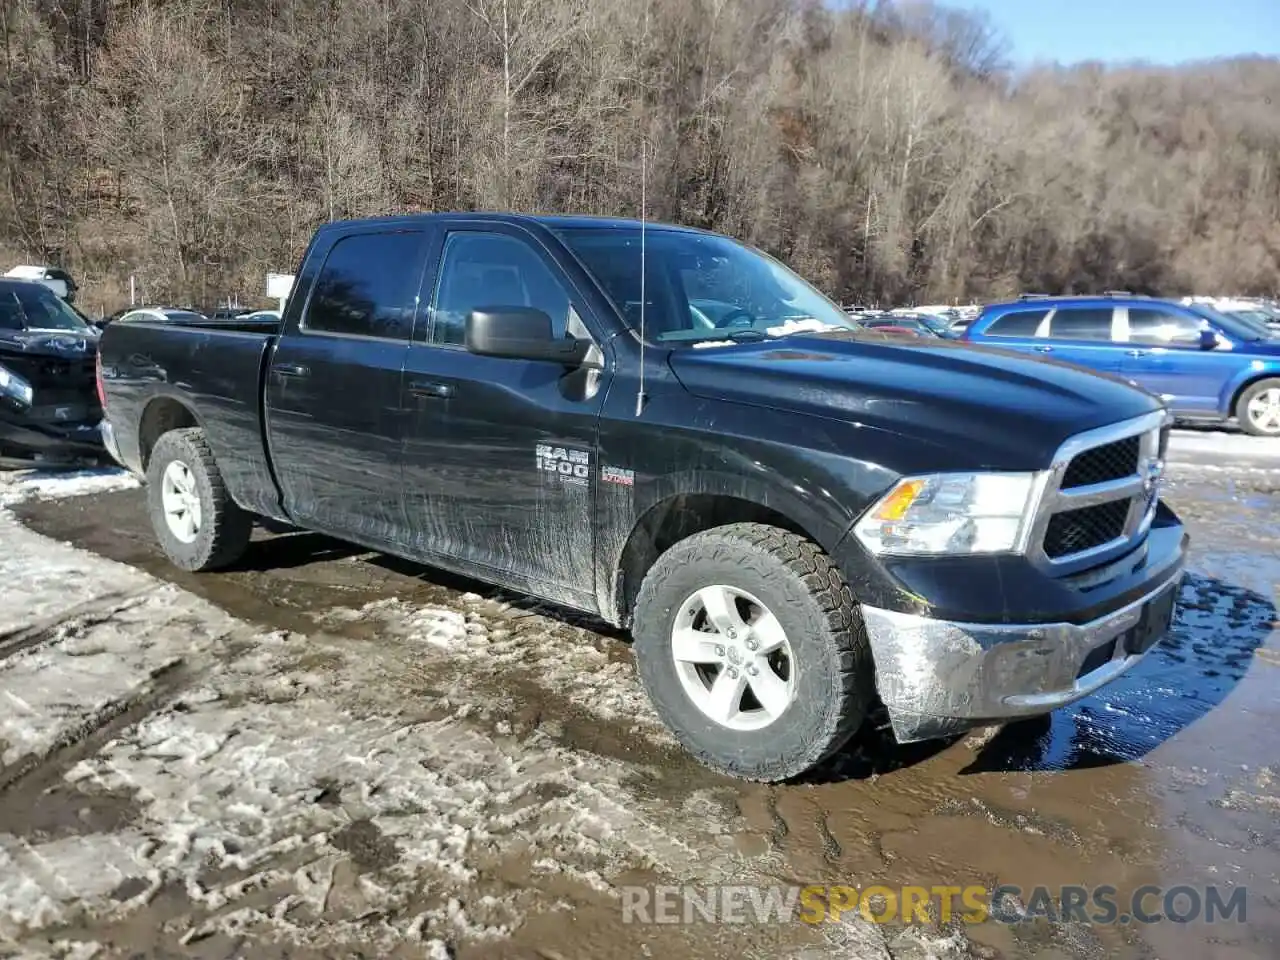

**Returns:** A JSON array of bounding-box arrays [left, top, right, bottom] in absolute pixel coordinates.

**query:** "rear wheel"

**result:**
[[632, 522, 873, 782], [146, 427, 252, 571], [1238, 379, 1280, 437]]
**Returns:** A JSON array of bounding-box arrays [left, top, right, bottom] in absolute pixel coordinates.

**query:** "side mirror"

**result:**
[[465, 307, 591, 365], [1198, 328, 1220, 350]]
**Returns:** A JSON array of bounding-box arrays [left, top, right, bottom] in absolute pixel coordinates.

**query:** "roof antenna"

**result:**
[[634, 137, 648, 417]]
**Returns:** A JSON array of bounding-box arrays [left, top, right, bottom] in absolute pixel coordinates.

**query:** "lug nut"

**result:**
[[715, 645, 725, 657], [744, 638, 758, 651], [746, 665, 758, 676], [726, 629, 737, 640], [726, 667, 739, 679]]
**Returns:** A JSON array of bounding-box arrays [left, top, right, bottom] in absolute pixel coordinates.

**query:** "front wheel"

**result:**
[[1237, 378, 1280, 437], [631, 522, 873, 782], [146, 427, 252, 571]]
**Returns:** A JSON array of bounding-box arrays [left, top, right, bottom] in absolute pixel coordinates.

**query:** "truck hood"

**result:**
[[665, 330, 1164, 470], [0, 328, 99, 361]]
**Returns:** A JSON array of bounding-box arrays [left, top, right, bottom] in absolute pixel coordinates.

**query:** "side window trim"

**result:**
[[424, 227, 592, 352], [1116, 305, 1132, 342], [1035, 308, 1054, 338], [296, 228, 429, 342]]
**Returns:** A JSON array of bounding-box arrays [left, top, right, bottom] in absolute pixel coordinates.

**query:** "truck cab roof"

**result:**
[[316, 211, 712, 237]]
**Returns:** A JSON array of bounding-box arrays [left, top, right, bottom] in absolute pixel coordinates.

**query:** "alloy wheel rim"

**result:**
[[1246, 388, 1280, 434], [670, 584, 797, 732], [160, 460, 202, 543]]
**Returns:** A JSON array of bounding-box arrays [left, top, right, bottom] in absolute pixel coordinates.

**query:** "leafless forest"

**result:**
[[2, 0, 1278, 312]]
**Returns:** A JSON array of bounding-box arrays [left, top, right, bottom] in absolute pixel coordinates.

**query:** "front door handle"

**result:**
[[409, 380, 454, 399], [1125, 350, 1147, 357], [272, 362, 309, 377], [1033, 345, 1053, 353]]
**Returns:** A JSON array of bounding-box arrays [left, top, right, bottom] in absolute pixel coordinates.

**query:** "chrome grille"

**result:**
[[1060, 436, 1140, 489], [1026, 410, 1168, 576], [1044, 501, 1130, 558]]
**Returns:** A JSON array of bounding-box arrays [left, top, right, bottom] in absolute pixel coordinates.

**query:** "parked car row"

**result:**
[[962, 292, 1280, 437], [1184, 296, 1280, 332]]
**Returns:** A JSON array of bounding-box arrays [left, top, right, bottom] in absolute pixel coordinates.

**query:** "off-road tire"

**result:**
[[1236, 378, 1280, 437], [146, 427, 252, 571], [632, 522, 873, 782]]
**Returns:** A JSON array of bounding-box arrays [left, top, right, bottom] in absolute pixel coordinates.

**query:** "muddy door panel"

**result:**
[[400, 226, 607, 609], [263, 228, 427, 540], [265, 334, 409, 540], [400, 348, 605, 607]]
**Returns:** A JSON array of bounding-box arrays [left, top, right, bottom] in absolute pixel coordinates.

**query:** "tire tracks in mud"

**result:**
[[0, 582, 257, 830], [0, 589, 153, 661], [0, 660, 195, 796]]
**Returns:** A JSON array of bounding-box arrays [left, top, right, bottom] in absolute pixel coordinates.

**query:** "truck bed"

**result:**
[[98, 317, 285, 519]]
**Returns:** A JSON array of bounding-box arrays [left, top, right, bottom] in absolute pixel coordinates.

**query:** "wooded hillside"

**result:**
[[2, 0, 1278, 312]]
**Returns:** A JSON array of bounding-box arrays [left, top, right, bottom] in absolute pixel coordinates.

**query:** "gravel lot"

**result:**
[[1, 429, 1277, 959]]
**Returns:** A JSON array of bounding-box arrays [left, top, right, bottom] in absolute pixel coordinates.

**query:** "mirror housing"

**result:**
[[465, 307, 591, 365], [1198, 328, 1220, 350]]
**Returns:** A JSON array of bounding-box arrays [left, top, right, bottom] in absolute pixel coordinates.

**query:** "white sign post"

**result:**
[[266, 273, 294, 312]]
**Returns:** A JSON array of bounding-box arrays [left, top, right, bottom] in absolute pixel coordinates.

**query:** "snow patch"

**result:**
[[0, 467, 139, 506], [765, 317, 844, 337]]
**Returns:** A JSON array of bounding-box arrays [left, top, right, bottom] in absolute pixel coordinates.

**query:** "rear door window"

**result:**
[[1047, 307, 1114, 341], [983, 308, 1048, 337], [303, 231, 427, 340]]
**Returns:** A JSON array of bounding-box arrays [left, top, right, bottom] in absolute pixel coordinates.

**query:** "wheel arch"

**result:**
[[1229, 370, 1280, 413], [137, 394, 204, 471], [610, 484, 851, 628]]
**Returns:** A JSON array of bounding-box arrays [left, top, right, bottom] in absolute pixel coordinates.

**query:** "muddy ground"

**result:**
[[1, 431, 1277, 960]]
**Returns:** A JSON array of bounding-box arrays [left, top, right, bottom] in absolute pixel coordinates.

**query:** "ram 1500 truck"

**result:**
[[97, 213, 1188, 782]]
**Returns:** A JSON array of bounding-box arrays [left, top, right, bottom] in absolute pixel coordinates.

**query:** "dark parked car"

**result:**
[[861, 313, 959, 338], [964, 294, 1280, 437], [0, 278, 104, 465], [97, 213, 1187, 782]]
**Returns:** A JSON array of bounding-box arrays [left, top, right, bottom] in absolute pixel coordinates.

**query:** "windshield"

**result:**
[[556, 227, 858, 344], [0, 281, 93, 333], [1230, 308, 1278, 327], [1187, 304, 1271, 342]]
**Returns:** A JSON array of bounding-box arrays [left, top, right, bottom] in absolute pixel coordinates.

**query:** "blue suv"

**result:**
[[963, 294, 1280, 436]]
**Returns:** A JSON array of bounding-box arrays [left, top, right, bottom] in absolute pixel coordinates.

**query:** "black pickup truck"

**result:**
[[97, 213, 1188, 782]]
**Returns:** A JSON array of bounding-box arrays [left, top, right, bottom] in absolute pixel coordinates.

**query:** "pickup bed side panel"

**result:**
[[100, 320, 285, 520]]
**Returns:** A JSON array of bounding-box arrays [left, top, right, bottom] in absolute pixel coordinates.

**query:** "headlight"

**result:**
[[853, 472, 1037, 556], [0, 363, 35, 409]]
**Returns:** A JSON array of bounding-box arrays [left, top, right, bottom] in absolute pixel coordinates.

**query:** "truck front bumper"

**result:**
[[860, 522, 1188, 743]]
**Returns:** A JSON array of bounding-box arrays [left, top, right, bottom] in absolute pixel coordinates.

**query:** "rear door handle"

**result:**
[[409, 380, 454, 399], [272, 362, 309, 377], [1033, 345, 1053, 353], [1125, 350, 1147, 357]]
